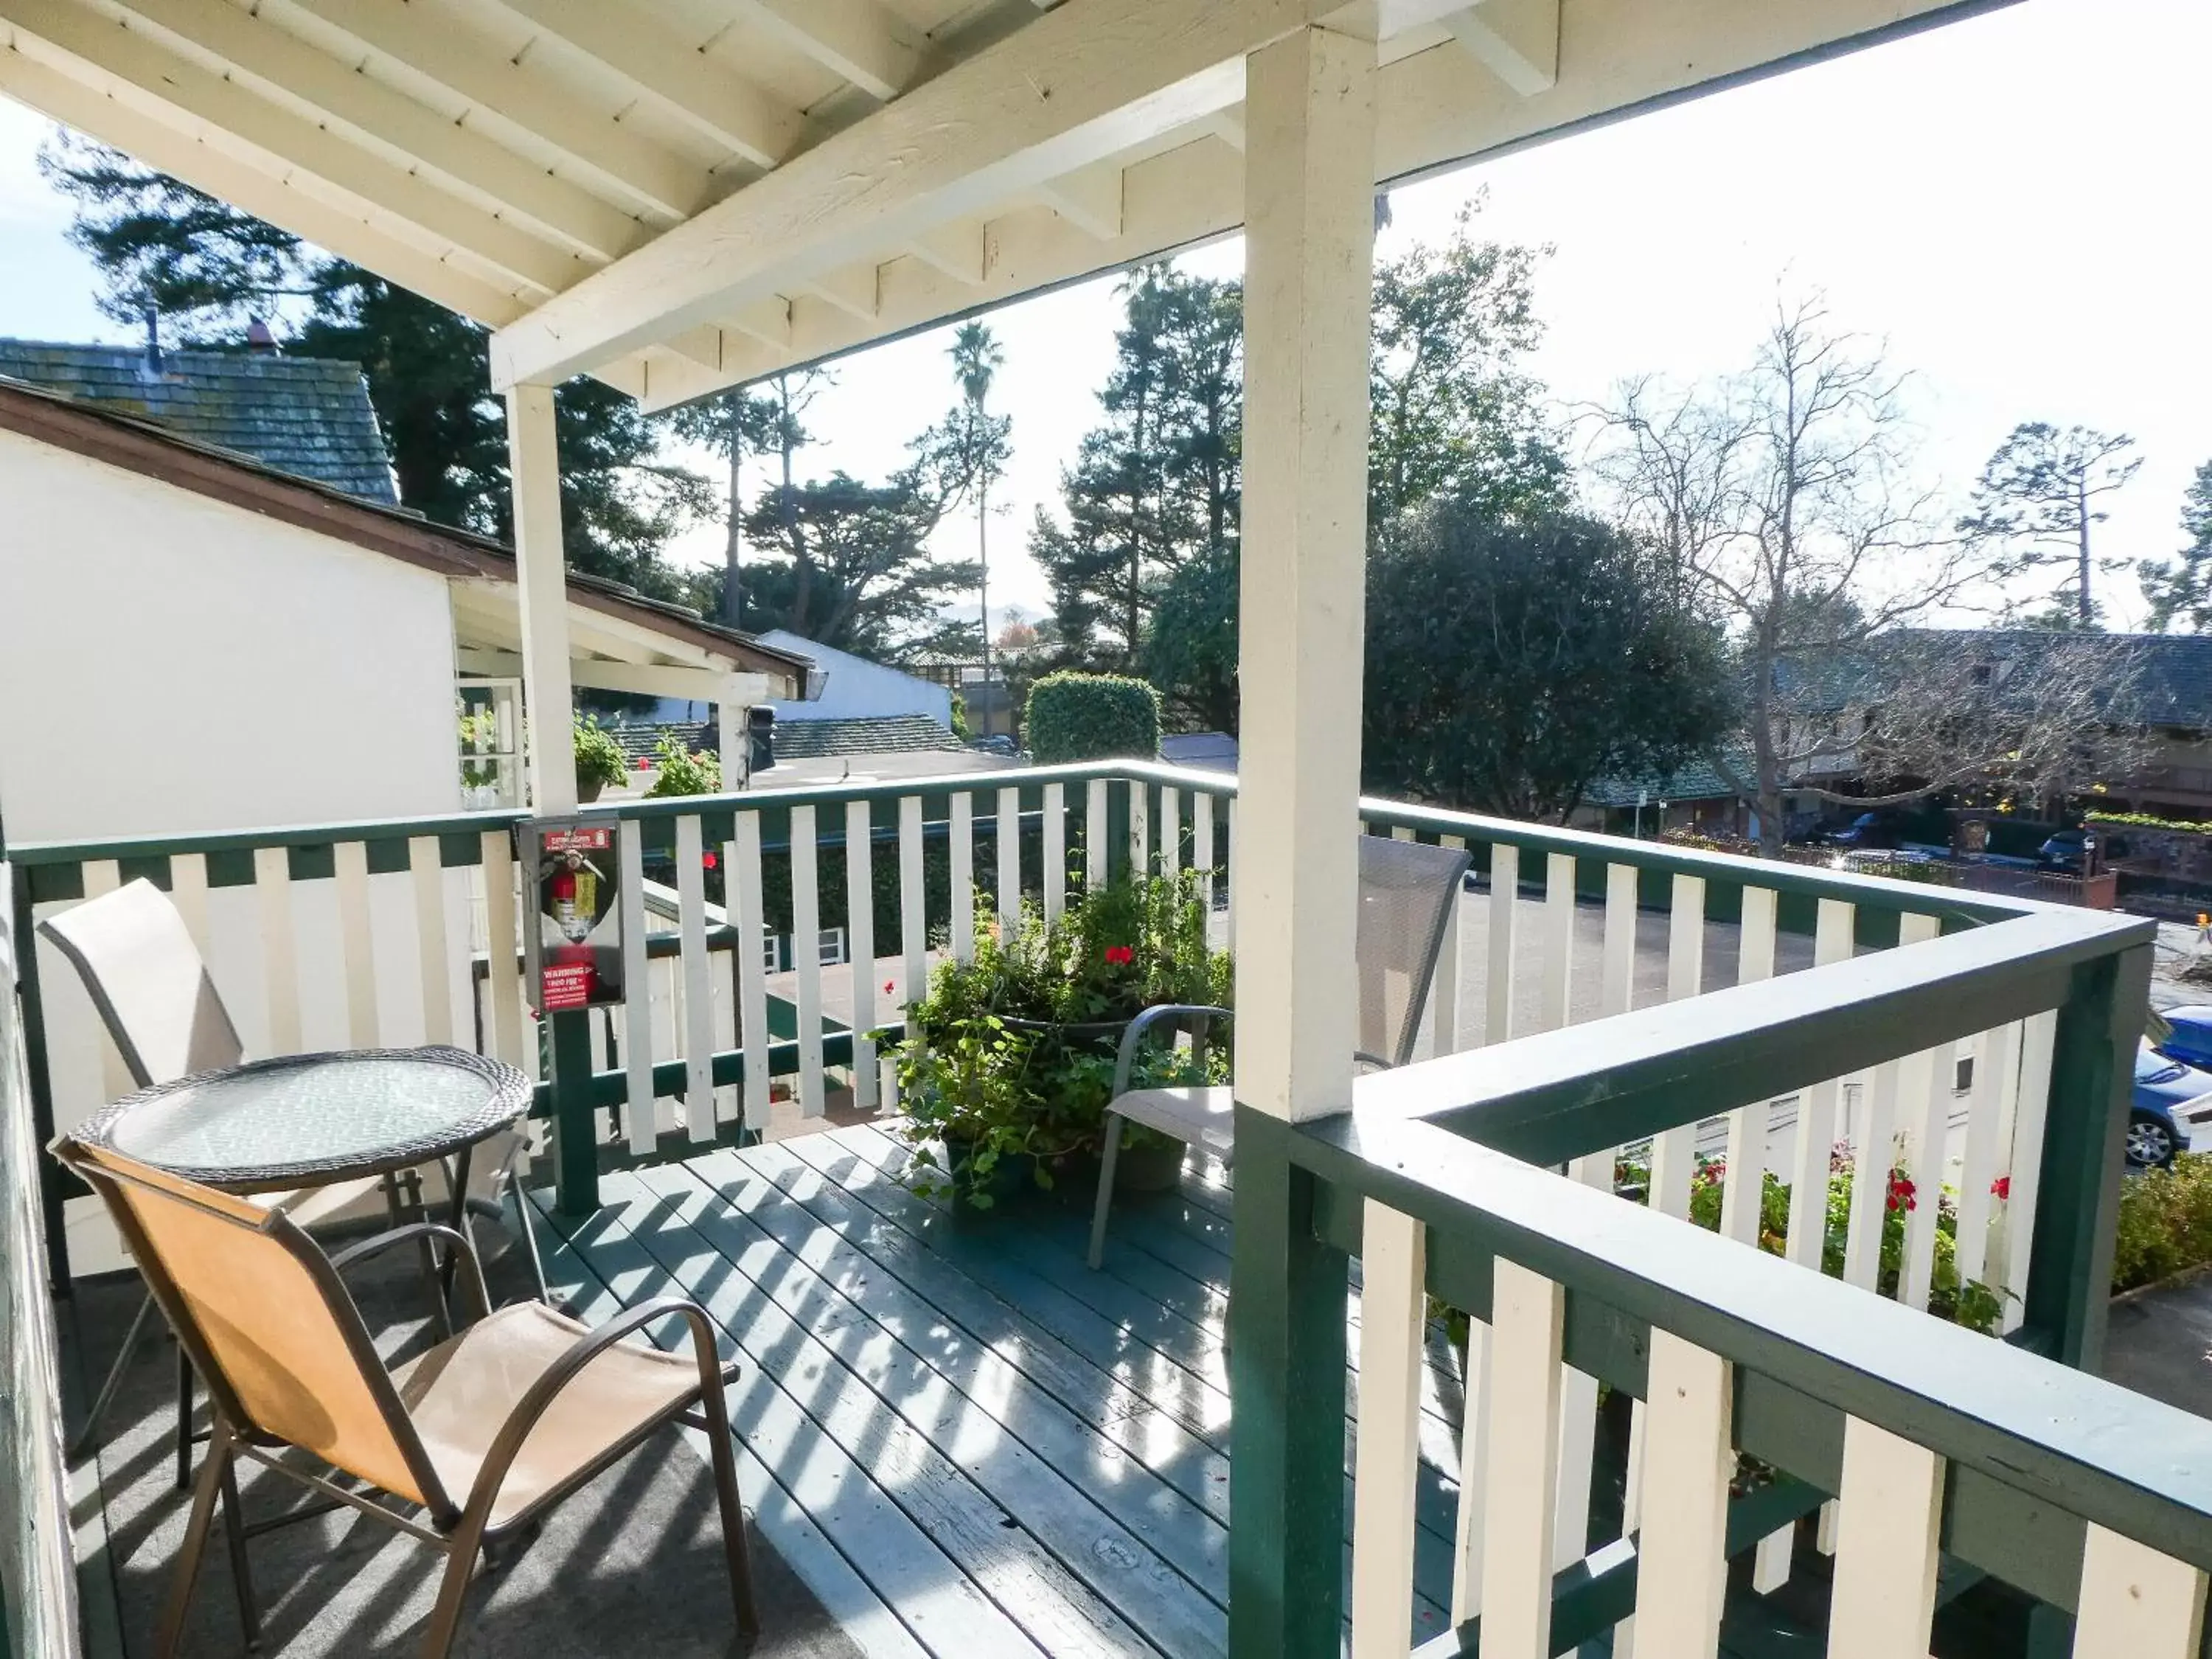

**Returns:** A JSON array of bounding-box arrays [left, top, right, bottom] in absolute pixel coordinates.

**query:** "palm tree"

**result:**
[[948, 322, 1009, 682]]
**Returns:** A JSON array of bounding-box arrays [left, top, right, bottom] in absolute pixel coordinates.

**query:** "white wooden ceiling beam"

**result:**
[[490, 0, 1327, 387], [1447, 0, 1559, 96], [723, 297, 794, 349], [48, 0, 644, 260], [730, 0, 922, 102], [1203, 108, 1248, 151], [1034, 161, 1123, 239], [0, 0, 593, 292], [622, 0, 1994, 411], [802, 265, 880, 321], [0, 41, 534, 324], [900, 221, 987, 285], [486, 0, 803, 170], [456, 647, 728, 700], [289, 0, 711, 220]]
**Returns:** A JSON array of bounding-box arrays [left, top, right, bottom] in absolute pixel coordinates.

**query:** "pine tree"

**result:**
[[2140, 462, 2212, 633]]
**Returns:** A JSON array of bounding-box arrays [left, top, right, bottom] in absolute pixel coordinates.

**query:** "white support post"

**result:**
[[1231, 21, 1375, 1125], [717, 672, 770, 790], [506, 385, 577, 814]]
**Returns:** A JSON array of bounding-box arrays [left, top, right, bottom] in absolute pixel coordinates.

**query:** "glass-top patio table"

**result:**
[[74, 1046, 531, 1197]]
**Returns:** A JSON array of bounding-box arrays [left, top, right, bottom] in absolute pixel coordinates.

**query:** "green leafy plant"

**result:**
[[2111, 1153, 2212, 1293], [573, 714, 628, 793], [644, 734, 722, 798], [2087, 811, 2212, 835], [1023, 671, 1161, 765], [883, 872, 1231, 1207], [1615, 1141, 2011, 1333]]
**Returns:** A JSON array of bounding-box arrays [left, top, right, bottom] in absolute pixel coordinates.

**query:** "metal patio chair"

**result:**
[[40, 878, 539, 1477], [1087, 833, 1472, 1267], [54, 1136, 759, 1659]]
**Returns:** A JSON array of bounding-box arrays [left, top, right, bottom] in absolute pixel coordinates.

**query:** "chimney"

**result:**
[[140, 301, 162, 379], [246, 319, 279, 354]]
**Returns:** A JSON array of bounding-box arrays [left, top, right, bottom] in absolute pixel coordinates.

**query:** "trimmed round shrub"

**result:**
[[1024, 672, 1161, 764]]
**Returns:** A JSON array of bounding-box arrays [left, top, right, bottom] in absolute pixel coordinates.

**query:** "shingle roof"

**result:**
[[1582, 753, 1746, 808], [1777, 630, 2212, 729], [772, 715, 962, 760], [0, 338, 397, 504]]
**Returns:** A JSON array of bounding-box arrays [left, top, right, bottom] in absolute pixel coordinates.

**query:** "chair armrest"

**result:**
[[1113, 1004, 1234, 1099], [459, 1295, 729, 1528], [327, 1222, 493, 1323]]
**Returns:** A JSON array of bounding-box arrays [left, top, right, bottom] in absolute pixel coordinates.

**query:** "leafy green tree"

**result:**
[[2140, 462, 2212, 633], [41, 134, 706, 596], [936, 323, 1013, 675], [737, 468, 981, 661], [1368, 201, 1568, 535], [1362, 506, 1732, 819], [665, 378, 815, 627], [1032, 266, 1242, 669], [1958, 421, 2140, 629]]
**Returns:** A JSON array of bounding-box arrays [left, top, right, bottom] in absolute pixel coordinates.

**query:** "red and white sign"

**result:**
[[540, 960, 597, 1011]]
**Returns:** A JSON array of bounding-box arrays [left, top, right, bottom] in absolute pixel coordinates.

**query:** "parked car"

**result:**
[[1826, 807, 1946, 851], [2132, 1042, 2208, 1169], [2152, 1005, 2212, 1072], [2037, 828, 2129, 874]]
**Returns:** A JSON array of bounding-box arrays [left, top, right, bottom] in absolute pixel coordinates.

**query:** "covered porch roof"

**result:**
[[0, 0, 2006, 407]]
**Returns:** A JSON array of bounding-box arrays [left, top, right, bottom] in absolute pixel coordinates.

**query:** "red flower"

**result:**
[[636, 756, 651, 769], [1105, 945, 1135, 967], [883, 979, 895, 995], [702, 851, 718, 869], [1991, 1175, 2011, 1201]]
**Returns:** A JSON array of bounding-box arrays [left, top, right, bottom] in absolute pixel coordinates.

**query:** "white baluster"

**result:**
[[2073, 1526, 2208, 1659], [408, 835, 453, 1047], [333, 840, 378, 1048], [1044, 782, 1068, 924], [1350, 1201, 1427, 1659], [1826, 1418, 1943, 1659], [996, 785, 1022, 922], [1485, 844, 1519, 1046], [2000, 1010, 2057, 1332], [950, 790, 975, 963], [253, 845, 302, 1056], [675, 815, 715, 1141], [1628, 1332, 1734, 1656], [846, 799, 878, 1114], [793, 803, 826, 1118], [1085, 779, 1110, 892], [898, 795, 926, 1010], [618, 821, 655, 1154], [733, 814, 771, 1131], [479, 830, 524, 1065], [1479, 1259, 1566, 1658]]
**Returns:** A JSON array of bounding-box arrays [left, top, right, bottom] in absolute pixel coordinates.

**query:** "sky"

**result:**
[[2, 0, 2208, 629]]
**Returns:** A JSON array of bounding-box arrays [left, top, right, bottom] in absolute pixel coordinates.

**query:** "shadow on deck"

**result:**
[[60, 1119, 2053, 1659]]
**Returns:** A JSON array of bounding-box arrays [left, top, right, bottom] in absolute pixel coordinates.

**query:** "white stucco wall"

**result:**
[[757, 628, 951, 726], [0, 426, 462, 842]]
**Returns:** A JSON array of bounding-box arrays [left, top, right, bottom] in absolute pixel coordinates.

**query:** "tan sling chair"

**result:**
[[55, 1136, 759, 1659]]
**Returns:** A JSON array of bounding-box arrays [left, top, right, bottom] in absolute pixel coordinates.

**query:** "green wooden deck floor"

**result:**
[[529, 1121, 1463, 1659]]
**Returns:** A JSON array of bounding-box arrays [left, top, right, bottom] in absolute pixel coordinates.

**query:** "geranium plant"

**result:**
[[885, 872, 1231, 1208]]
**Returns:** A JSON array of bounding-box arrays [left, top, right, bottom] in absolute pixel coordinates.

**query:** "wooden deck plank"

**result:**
[[627, 1155, 1233, 1652], [783, 1127, 1456, 1635], [533, 1180, 1057, 1659], [521, 1191, 941, 1659], [703, 1142, 1237, 1532], [588, 1166, 1188, 1659], [833, 1124, 1465, 1500]]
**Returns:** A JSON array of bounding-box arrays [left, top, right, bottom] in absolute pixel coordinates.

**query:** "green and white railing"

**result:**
[[1237, 871, 2167, 1658], [1, 761, 2183, 1652], [0, 862, 79, 1659]]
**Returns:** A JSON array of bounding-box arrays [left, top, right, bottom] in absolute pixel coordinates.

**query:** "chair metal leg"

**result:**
[[698, 1375, 760, 1646], [417, 1523, 490, 1659], [218, 1438, 262, 1652], [175, 1346, 195, 1492], [1088, 1112, 1125, 1270], [156, 1417, 233, 1659], [67, 1288, 157, 1460]]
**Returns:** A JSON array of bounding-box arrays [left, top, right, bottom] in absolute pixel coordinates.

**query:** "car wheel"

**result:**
[[2126, 1112, 2177, 1170]]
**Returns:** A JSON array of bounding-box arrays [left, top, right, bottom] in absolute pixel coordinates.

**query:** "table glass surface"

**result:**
[[101, 1055, 509, 1181]]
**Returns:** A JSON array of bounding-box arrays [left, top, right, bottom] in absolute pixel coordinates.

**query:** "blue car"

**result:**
[[2134, 1027, 2210, 1169]]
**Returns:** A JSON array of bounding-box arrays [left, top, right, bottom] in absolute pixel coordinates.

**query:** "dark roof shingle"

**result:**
[[0, 339, 397, 504], [771, 715, 962, 760]]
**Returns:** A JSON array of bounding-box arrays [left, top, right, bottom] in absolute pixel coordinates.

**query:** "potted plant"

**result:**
[[886, 871, 1231, 1209], [572, 714, 628, 804]]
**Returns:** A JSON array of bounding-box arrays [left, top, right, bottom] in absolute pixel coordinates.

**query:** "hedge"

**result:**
[[1024, 671, 1161, 764]]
